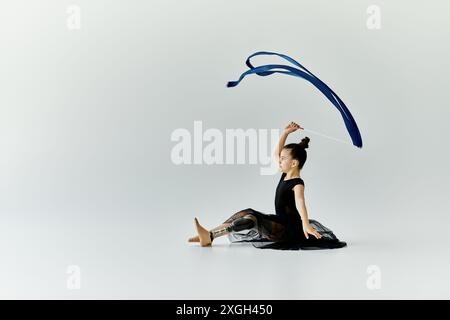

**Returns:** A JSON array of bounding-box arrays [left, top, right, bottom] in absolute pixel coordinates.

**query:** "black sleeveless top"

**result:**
[[274, 172, 304, 225], [250, 172, 347, 250]]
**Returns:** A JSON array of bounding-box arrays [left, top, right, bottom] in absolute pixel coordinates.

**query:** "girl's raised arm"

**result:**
[[272, 131, 288, 163], [272, 122, 303, 162]]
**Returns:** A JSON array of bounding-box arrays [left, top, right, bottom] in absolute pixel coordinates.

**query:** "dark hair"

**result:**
[[282, 137, 310, 169]]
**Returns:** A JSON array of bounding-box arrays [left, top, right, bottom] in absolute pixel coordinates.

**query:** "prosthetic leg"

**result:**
[[209, 215, 256, 241]]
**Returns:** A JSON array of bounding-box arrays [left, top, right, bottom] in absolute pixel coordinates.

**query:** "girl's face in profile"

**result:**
[[279, 148, 296, 173]]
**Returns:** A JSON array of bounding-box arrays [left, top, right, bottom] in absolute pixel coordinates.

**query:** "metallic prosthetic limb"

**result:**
[[222, 209, 253, 224], [209, 215, 256, 241]]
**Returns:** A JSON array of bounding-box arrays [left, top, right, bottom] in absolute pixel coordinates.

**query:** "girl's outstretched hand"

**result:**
[[303, 222, 322, 240], [284, 121, 304, 134]]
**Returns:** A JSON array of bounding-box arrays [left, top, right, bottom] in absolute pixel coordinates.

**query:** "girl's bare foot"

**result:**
[[188, 235, 199, 242], [194, 218, 212, 247]]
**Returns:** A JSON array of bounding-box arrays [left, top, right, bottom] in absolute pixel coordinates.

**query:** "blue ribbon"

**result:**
[[227, 51, 363, 148]]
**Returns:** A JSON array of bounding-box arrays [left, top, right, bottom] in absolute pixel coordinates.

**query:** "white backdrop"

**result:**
[[1, 0, 449, 299]]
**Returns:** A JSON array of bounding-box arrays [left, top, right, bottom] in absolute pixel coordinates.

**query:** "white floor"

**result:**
[[2, 0, 450, 301], [1, 214, 449, 299]]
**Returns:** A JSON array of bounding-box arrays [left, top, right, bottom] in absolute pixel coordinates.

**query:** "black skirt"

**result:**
[[224, 208, 347, 250]]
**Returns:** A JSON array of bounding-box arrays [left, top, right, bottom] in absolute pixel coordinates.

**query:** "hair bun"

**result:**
[[298, 136, 310, 149]]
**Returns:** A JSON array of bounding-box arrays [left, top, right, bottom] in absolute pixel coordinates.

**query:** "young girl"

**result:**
[[189, 121, 347, 250]]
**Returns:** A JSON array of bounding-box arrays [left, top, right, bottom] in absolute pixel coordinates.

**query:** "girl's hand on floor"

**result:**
[[284, 121, 304, 134], [303, 223, 322, 240]]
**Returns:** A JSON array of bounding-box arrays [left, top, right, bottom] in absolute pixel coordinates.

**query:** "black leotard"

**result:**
[[274, 172, 304, 235], [224, 172, 347, 250]]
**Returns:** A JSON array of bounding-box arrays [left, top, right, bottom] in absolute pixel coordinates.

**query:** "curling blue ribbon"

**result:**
[[227, 51, 363, 148]]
